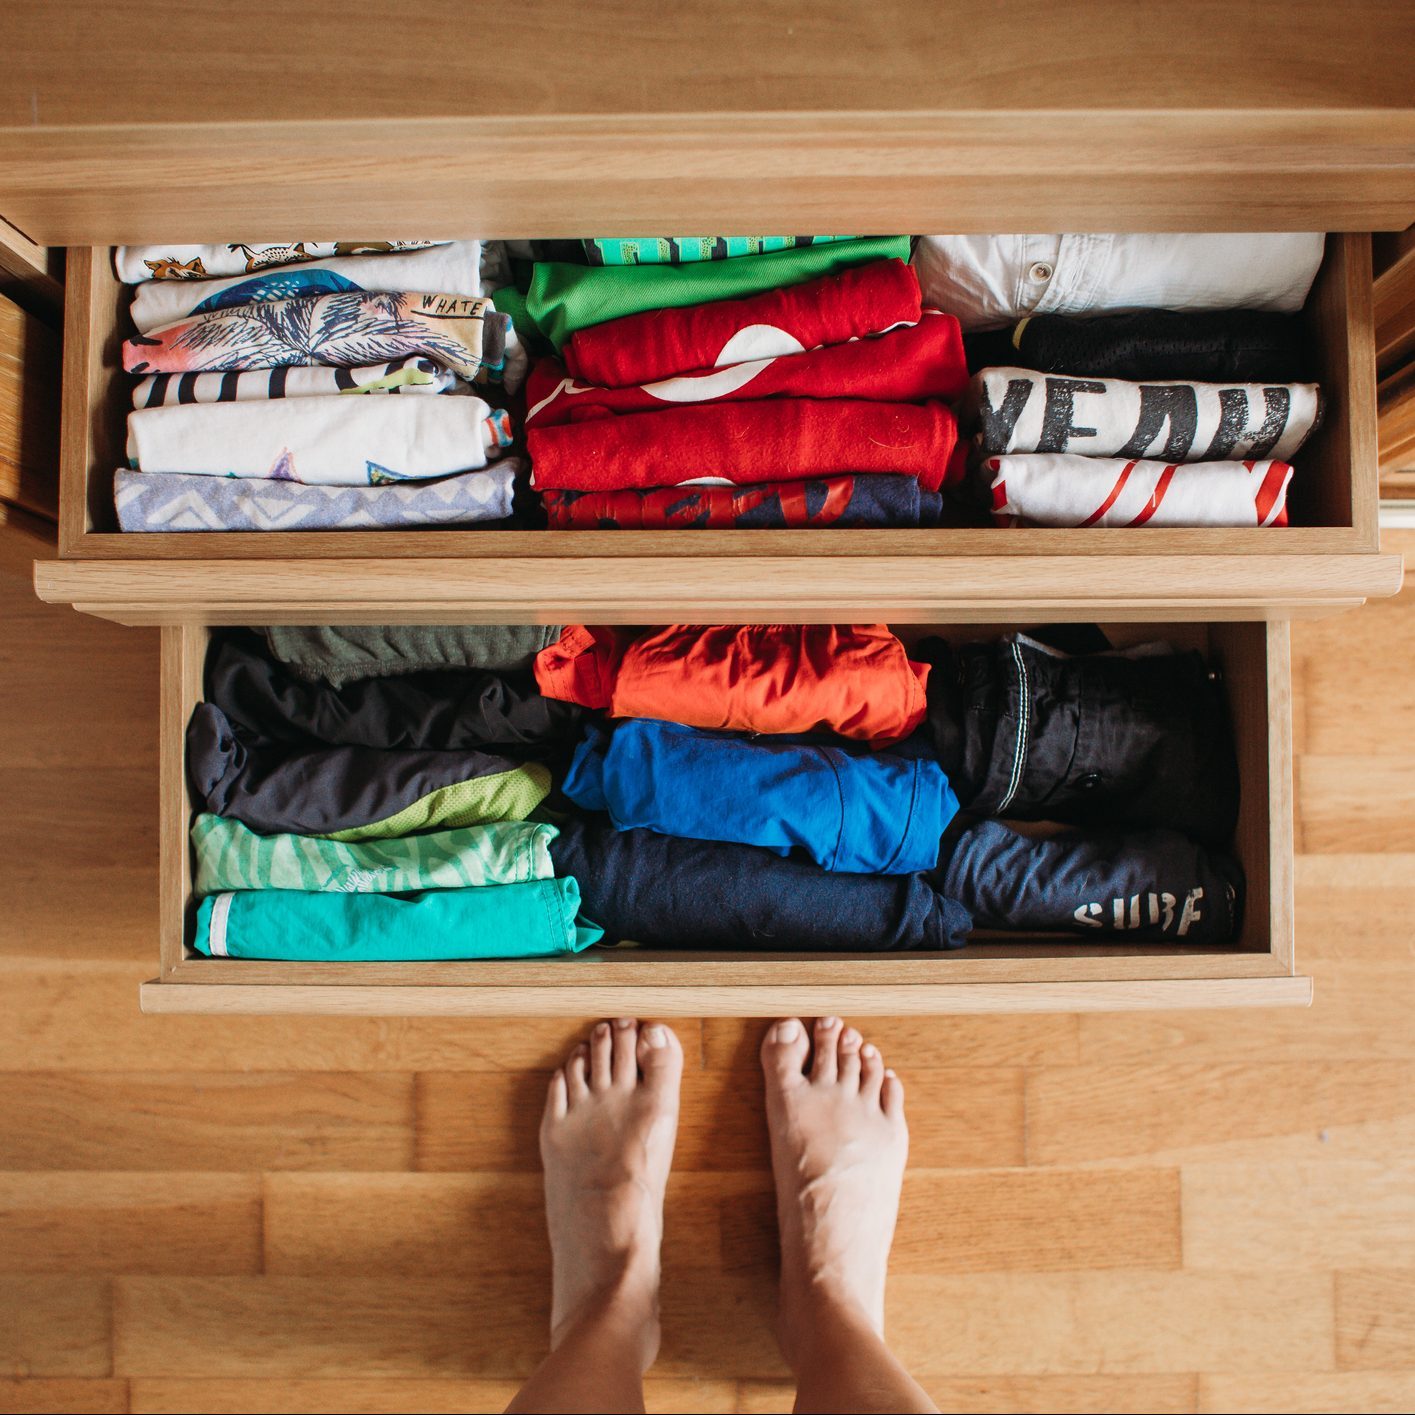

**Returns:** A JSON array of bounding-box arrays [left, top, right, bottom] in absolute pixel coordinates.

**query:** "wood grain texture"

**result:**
[[1336, 1270, 1415, 1369], [0, 1277, 112, 1377], [0, 294, 59, 520], [1199, 1370, 1415, 1413], [0, 1379, 128, 1414]]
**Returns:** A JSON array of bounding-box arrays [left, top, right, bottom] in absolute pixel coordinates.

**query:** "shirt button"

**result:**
[[1028, 261, 1054, 282]]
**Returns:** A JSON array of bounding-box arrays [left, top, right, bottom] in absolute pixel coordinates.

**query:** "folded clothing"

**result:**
[[526, 313, 968, 427], [115, 462, 517, 533], [127, 394, 511, 485], [187, 702, 551, 839], [191, 813, 558, 895], [129, 242, 486, 333], [584, 237, 859, 265], [914, 233, 1325, 331], [562, 719, 958, 875], [116, 240, 446, 283], [123, 290, 524, 389], [964, 310, 1311, 383], [535, 623, 929, 746], [193, 880, 600, 960], [562, 259, 923, 387], [528, 399, 965, 493], [262, 623, 563, 685], [974, 367, 1321, 462], [937, 819, 1243, 943], [206, 631, 582, 752], [551, 817, 971, 951], [914, 634, 1239, 846], [989, 454, 1293, 528], [539, 475, 944, 530], [132, 357, 460, 408], [514, 235, 912, 348]]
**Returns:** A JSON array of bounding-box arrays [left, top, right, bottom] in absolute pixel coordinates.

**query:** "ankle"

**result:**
[[777, 1275, 883, 1369], [551, 1254, 662, 1359]]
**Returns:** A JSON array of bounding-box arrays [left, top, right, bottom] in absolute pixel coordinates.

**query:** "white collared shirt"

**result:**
[[912, 233, 1326, 331]]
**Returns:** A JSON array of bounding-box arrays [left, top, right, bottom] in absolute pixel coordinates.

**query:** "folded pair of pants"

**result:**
[[937, 819, 1243, 943], [115, 240, 446, 283], [528, 399, 965, 493], [127, 392, 512, 485], [973, 367, 1322, 462], [205, 631, 583, 753], [538, 475, 945, 530], [115, 462, 517, 532], [913, 634, 1239, 846], [187, 702, 551, 839], [583, 237, 859, 265], [534, 624, 929, 746], [132, 357, 461, 408], [129, 242, 487, 333], [193, 881, 601, 960], [562, 259, 923, 386], [123, 290, 524, 390], [964, 310, 1310, 384], [525, 314, 968, 428], [561, 719, 958, 875], [550, 817, 971, 951], [261, 623, 563, 686], [989, 454, 1293, 528], [512, 235, 911, 348], [191, 813, 558, 895]]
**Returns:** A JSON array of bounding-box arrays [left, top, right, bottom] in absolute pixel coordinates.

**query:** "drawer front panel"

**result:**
[[143, 618, 1305, 1017]]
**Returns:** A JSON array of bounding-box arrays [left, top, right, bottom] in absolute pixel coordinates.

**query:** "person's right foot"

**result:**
[[760, 1016, 909, 1360]]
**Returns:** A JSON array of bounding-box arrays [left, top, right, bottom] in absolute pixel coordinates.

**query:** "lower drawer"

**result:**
[[140, 618, 1309, 1016]]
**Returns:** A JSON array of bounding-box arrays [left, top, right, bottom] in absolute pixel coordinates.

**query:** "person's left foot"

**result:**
[[539, 1018, 683, 1366]]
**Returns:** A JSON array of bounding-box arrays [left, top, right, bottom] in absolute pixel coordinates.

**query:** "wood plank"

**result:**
[[0, 1277, 112, 1377], [1199, 1370, 1415, 1413], [1297, 756, 1415, 852], [878, 1272, 1332, 1376], [0, 1171, 262, 1274], [1026, 1062, 1415, 1167], [0, 294, 59, 520], [414, 1067, 1026, 1173], [129, 1377, 738, 1414], [0, 1073, 416, 1171], [740, 1374, 1201, 1414], [1336, 1270, 1415, 1369], [1182, 1160, 1415, 1269], [0, 1379, 128, 1414]]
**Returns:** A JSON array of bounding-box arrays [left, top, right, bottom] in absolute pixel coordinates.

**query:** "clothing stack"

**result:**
[[913, 233, 1328, 527], [113, 240, 526, 532], [184, 622, 1247, 960], [184, 627, 593, 960], [498, 236, 972, 529]]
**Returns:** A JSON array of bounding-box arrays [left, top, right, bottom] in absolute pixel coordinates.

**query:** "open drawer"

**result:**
[[34, 233, 1405, 625], [140, 617, 1310, 1017]]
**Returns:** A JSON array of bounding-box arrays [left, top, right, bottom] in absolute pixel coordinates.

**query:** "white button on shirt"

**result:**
[[911, 233, 1327, 331]]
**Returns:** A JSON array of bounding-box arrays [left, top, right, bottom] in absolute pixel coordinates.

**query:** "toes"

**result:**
[[545, 1068, 568, 1121], [566, 1043, 590, 1102], [860, 1042, 885, 1100], [636, 1022, 684, 1099], [759, 1017, 810, 1091], [589, 1020, 613, 1090], [882, 1067, 906, 1120], [811, 1016, 842, 1084], [611, 1017, 638, 1087], [837, 1025, 863, 1090]]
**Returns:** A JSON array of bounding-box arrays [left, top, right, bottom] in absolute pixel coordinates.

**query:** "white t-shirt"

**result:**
[[912, 233, 1327, 331]]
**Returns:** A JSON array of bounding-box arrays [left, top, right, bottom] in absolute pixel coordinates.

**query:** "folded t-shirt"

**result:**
[[583, 236, 859, 265], [913, 233, 1325, 331], [561, 718, 958, 875], [132, 357, 460, 409], [535, 623, 929, 746], [115, 240, 446, 283], [551, 816, 971, 951]]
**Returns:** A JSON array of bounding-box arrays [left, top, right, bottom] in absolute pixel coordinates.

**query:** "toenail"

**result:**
[[842, 1028, 861, 1049], [818, 1016, 840, 1029], [643, 1025, 668, 1048], [773, 1019, 801, 1042], [594, 1022, 609, 1037], [613, 1017, 635, 1029], [885, 1068, 897, 1077], [863, 1044, 878, 1058]]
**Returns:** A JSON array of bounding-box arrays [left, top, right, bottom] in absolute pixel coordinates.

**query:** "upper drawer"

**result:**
[[36, 235, 1403, 623]]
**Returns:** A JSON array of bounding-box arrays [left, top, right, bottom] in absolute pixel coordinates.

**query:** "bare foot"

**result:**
[[761, 1015, 909, 1363], [539, 1018, 683, 1367]]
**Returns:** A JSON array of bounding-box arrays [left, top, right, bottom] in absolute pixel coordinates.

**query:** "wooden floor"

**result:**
[[2, 528, 1413, 1415]]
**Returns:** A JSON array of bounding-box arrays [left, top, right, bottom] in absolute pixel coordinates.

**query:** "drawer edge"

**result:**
[[138, 975, 1314, 1018]]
